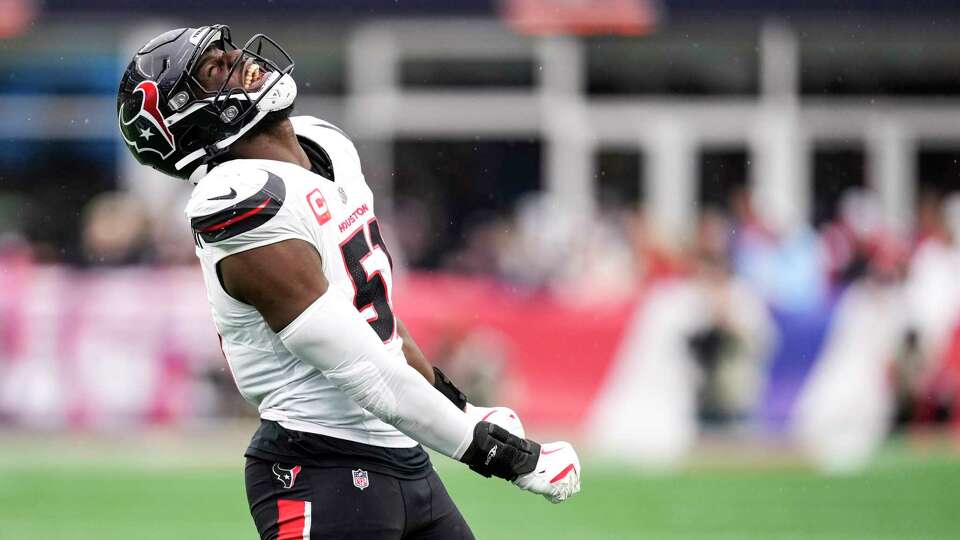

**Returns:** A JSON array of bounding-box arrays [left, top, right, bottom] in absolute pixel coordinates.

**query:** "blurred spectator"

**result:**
[[903, 195, 960, 387], [498, 192, 582, 289], [80, 192, 153, 266], [688, 209, 775, 426], [915, 190, 948, 247], [903, 193, 960, 432], [794, 245, 907, 472], [730, 187, 830, 314], [442, 211, 514, 277], [587, 209, 773, 466], [821, 189, 887, 285], [150, 189, 200, 266], [493, 193, 641, 304], [625, 208, 686, 285], [916, 322, 960, 435], [549, 203, 636, 306]]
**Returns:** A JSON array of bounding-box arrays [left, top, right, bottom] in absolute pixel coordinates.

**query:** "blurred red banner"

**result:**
[[499, 0, 657, 36], [394, 273, 634, 430], [0, 265, 633, 433]]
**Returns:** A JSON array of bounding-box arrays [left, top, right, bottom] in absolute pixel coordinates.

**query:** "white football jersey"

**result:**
[[184, 116, 415, 448]]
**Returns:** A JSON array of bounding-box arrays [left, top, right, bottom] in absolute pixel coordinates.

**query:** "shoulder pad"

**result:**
[[290, 116, 363, 181], [186, 166, 286, 243], [290, 116, 353, 142], [290, 116, 363, 179]]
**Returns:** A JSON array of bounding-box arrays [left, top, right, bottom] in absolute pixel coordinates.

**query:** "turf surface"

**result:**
[[2, 446, 958, 540]]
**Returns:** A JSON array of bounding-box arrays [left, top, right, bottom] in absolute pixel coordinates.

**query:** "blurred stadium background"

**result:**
[[2, 0, 960, 538]]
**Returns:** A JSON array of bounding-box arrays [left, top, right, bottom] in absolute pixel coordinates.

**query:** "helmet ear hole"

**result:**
[[178, 124, 205, 154]]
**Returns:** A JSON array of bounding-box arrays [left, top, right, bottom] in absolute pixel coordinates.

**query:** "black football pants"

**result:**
[[245, 457, 475, 540]]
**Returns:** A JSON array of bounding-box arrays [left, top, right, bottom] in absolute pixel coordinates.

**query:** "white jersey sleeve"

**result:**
[[185, 163, 315, 263]]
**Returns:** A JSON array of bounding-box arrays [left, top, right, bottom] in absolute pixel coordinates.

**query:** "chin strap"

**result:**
[[175, 108, 269, 174]]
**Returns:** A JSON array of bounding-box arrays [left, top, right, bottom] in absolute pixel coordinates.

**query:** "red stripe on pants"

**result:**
[[277, 499, 307, 540]]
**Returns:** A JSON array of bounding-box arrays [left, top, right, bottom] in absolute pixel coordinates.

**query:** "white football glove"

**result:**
[[464, 403, 526, 438], [513, 441, 581, 504]]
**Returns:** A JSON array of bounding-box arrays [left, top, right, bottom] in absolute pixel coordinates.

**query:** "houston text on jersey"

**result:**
[[338, 203, 370, 233]]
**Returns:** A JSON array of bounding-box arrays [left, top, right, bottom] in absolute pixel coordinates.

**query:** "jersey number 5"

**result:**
[[339, 219, 395, 341]]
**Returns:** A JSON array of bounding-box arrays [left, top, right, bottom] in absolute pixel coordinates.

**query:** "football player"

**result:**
[[117, 25, 580, 539]]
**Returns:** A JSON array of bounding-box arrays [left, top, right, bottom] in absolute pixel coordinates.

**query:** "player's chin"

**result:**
[[250, 106, 295, 136], [264, 105, 295, 123]]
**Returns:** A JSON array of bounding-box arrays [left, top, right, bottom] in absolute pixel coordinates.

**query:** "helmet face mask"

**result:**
[[117, 25, 297, 182]]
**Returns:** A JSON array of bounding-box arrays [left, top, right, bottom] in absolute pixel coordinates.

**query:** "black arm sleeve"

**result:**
[[433, 366, 468, 411]]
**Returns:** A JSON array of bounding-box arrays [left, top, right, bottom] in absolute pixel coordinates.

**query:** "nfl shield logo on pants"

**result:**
[[352, 469, 370, 490]]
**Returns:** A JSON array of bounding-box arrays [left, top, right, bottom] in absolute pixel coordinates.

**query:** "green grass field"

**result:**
[[1, 433, 957, 540]]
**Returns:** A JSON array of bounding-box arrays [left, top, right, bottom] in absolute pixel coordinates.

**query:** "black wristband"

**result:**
[[433, 366, 468, 411], [460, 421, 540, 481]]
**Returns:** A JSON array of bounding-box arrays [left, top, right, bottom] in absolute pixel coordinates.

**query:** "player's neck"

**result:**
[[228, 119, 311, 170]]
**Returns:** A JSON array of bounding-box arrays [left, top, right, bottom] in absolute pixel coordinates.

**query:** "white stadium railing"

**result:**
[[5, 19, 959, 238]]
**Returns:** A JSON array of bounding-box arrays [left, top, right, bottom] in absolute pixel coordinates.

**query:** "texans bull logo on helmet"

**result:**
[[118, 80, 176, 159]]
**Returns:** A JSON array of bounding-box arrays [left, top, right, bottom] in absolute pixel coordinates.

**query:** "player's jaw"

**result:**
[[222, 57, 269, 94], [196, 49, 269, 94], [239, 58, 269, 92]]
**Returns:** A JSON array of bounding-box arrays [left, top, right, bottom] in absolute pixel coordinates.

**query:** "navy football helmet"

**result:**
[[117, 25, 296, 182]]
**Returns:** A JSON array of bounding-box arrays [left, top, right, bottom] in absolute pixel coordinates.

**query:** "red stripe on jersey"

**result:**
[[201, 197, 272, 232], [277, 499, 307, 540], [549, 463, 575, 484]]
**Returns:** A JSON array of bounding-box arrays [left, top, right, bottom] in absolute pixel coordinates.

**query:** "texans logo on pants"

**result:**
[[272, 463, 302, 489]]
